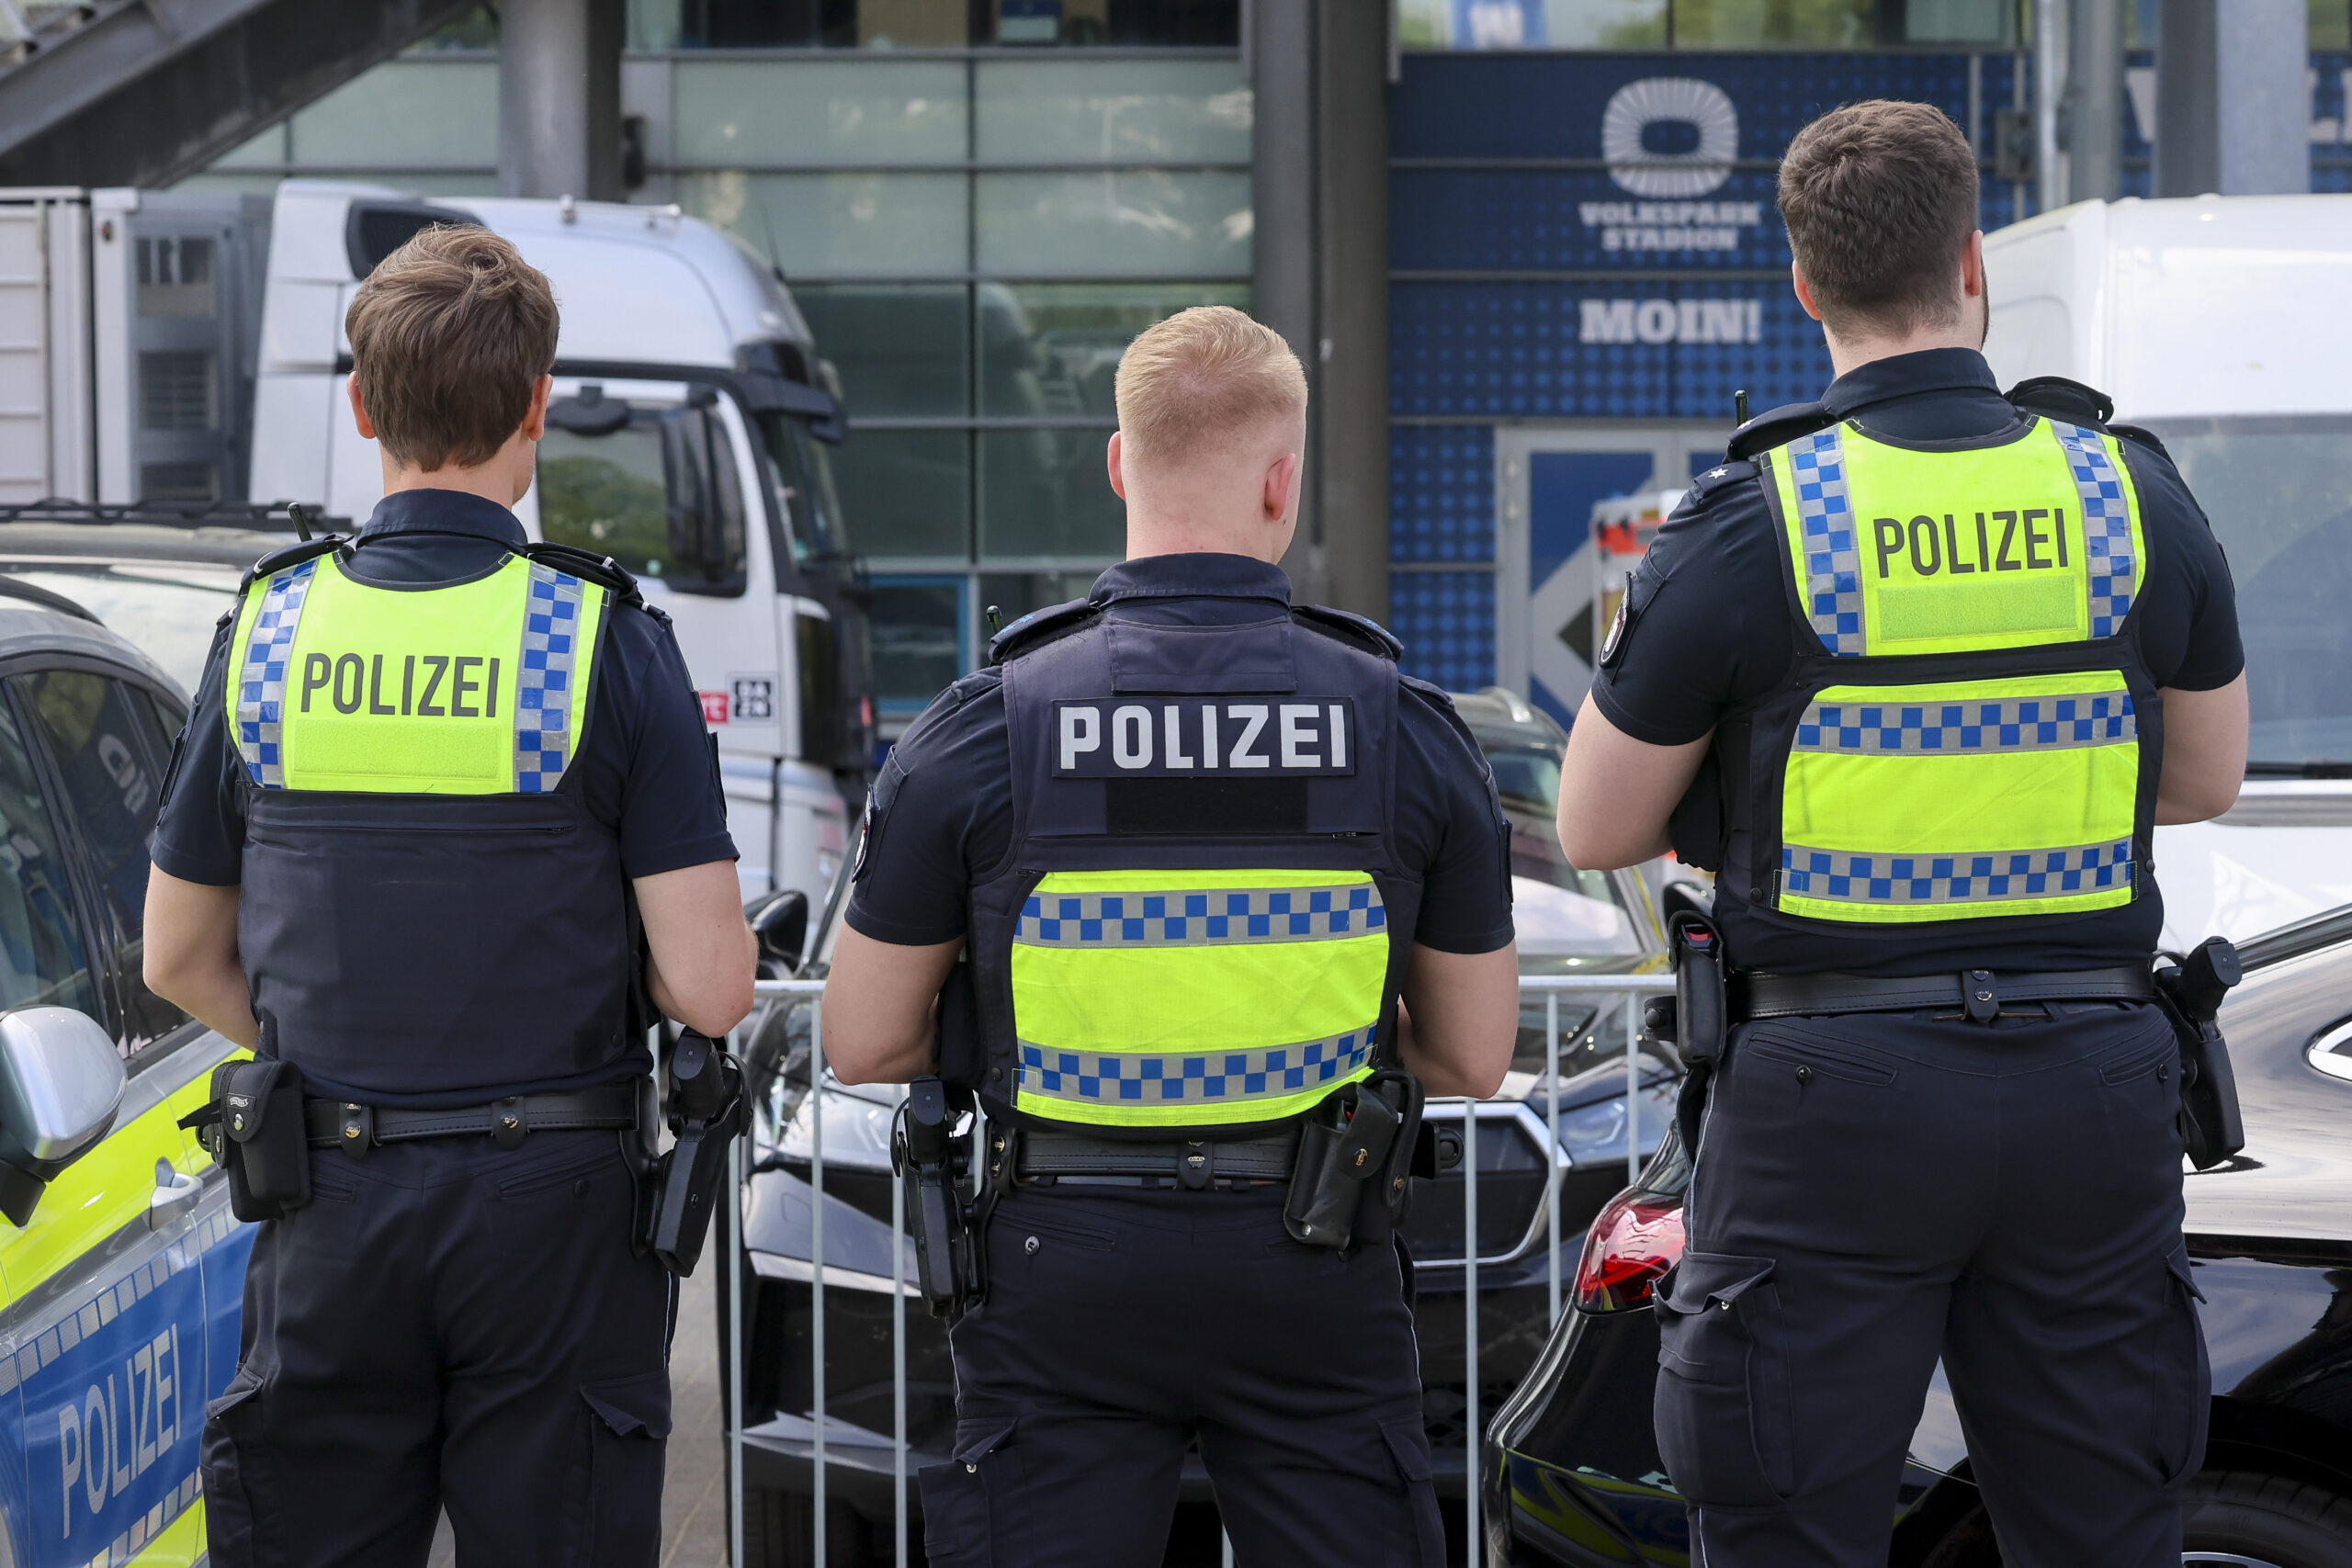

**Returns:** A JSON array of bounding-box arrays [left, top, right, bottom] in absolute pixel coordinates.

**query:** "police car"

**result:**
[[727, 688, 1685, 1564], [0, 572, 251, 1568]]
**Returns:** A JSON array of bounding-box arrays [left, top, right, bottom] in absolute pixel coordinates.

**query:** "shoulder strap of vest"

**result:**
[[513, 540, 646, 609], [1290, 604, 1403, 662], [237, 536, 347, 595], [2005, 374, 2172, 460], [1726, 400, 1837, 462], [988, 597, 1097, 666]]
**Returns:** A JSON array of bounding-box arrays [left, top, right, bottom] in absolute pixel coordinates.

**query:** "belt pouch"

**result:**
[[220, 1059, 311, 1222], [1283, 1084, 1400, 1249]]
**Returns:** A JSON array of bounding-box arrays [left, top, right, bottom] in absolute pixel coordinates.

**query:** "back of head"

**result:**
[[1114, 306, 1307, 474], [1777, 99, 1980, 339], [345, 225, 560, 473]]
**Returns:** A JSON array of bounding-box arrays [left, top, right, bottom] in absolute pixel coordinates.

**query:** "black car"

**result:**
[[1483, 905, 2352, 1567], [724, 688, 1690, 1565]]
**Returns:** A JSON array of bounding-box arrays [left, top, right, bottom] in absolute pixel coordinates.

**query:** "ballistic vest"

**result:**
[[1736, 416, 2154, 927], [962, 601, 1420, 1138], [223, 540, 641, 1100]]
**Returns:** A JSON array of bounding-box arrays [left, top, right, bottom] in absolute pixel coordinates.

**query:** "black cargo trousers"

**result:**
[[1656, 1000, 2210, 1568], [922, 1182, 1446, 1567], [200, 1129, 673, 1568]]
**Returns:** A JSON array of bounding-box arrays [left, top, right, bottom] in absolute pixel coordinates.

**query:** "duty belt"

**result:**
[[1013, 1125, 1302, 1190], [1732, 964, 2155, 1024], [304, 1083, 641, 1153]]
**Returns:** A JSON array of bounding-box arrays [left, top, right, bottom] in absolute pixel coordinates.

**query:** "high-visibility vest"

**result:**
[[958, 602, 1412, 1136], [220, 542, 641, 1100], [1751, 417, 2152, 925]]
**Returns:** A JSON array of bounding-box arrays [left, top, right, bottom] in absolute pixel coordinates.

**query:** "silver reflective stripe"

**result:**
[[2051, 421, 2138, 637], [514, 562, 585, 794], [1781, 838, 2134, 906], [1788, 427, 1863, 656], [1017, 1028, 1376, 1107], [232, 558, 320, 789], [1792, 692, 2137, 755], [1015, 883, 1386, 947]]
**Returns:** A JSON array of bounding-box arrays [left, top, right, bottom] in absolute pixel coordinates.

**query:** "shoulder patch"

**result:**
[[1292, 604, 1404, 661], [989, 597, 1095, 665], [1726, 401, 1835, 462], [1681, 457, 1758, 507]]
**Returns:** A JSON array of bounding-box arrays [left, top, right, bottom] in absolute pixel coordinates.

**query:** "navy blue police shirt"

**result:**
[[848, 554, 1517, 958], [150, 489, 737, 1101], [1593, 347, 2244, 977]]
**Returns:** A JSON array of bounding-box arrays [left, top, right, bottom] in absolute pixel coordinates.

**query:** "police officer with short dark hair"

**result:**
[[823, 304, 1521, 1564], [143, 224, 755, 1566], [1557, 101, 2247, 1567]]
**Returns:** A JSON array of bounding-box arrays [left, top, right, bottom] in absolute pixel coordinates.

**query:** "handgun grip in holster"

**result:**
[[893, 1076, 985, 1317], [643, 1031, 745, 1276], [2154, 937, 2246, 1171]]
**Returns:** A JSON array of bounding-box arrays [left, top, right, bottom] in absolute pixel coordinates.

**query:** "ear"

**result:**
[[521, 374, 554, 442], [1263, 449, 1301, 524], [1106, 430, 1128, 502], [1790, 261, 1826, 324], [346, 374, 377, 441], [1960, 229, 1986, 299]]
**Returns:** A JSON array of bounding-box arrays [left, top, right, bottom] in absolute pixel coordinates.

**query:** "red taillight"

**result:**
[[1573, 1189, 1686, 1313]]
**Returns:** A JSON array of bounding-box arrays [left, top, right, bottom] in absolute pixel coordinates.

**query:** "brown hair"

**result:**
[[345, 225, 560, 471], [1114, 305, 1307, 466], [1777, 100, 1980, 336]]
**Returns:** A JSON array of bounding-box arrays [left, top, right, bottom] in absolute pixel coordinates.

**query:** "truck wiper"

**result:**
[[2245, 761, 2352, 779]]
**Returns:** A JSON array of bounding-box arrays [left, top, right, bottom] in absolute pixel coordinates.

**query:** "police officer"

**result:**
[[141, 225, 755, 1565], [824, 305, 1521, 1565], [1557, 101, 2247, 1567]]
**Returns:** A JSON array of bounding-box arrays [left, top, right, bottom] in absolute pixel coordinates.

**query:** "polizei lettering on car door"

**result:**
[[1869, 508, 2074, 580], [1053, 699, 1358, 777]]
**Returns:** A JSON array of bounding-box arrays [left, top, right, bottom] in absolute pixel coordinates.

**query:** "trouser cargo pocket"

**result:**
[[1653, 1251, 1795, 1511], [581, 1372, 671, 1567], [920, 1418, 1018, 1566], [202, 1371, 272, 1568]]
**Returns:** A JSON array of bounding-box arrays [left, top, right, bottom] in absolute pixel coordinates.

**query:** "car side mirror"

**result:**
[[748, 889, 810, 975], [0, 1008, 126, 1226]]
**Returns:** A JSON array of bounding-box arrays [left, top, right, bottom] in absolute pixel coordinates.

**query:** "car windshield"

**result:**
[[755, 412, 850, 566], [0, 564, 238, 697], [2144, 415, 2352, 773]]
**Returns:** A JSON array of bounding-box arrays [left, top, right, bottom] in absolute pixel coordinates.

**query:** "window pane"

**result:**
[[757, 412, 854, 563], [0, 696, 93, 1021], [537, 400, 746, 590], [978, 570, 1101, 627], [868, 577, 966, 711], [675, 61, 967, 166], [288, 60, 497, 168], [682, 172, 968, 276], [833, 429, 970, 558], [978, 281, 1247, 418], [978, 428, 1125, 558], [17, 673, 179, 1052], [975, 59, 1250, 164], [976, 171, 1250, 276], [795, 284, 970, 419], [988, 0, 1239, 44], [1668, 0, 1874, 47]]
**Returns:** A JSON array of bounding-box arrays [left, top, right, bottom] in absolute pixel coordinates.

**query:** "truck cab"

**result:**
[[1984, 194, 2352, 946], [248, 182, 871, 903]]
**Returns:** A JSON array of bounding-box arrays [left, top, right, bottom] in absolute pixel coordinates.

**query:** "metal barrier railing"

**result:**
[[726, 971, 1675, 1568]]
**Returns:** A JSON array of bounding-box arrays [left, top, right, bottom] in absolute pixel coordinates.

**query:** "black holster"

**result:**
[[2154, 936, 2246, 1171], [639, 1031, 744, 1276], [892, 1076, 986, 1317], [180, 1058, 311, 1222], [1652, 912, 1725, 1156], [1283, 1071, 1425, 1251]]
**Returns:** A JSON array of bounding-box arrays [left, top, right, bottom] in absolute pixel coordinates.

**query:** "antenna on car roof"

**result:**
[[287, 502, 313, 543]]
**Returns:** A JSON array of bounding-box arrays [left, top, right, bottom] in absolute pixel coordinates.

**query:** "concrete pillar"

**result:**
[[1313, 0, 1389, 625], [499, 0, 625, 201], [2157, 0, 2307, 197], [2035, 0, 2069, 210], [1251, 0, 1322, 593], [2068, 0, 2124, 202]]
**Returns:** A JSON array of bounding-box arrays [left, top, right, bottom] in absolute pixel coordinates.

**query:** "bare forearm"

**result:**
[[821, 928, 963, 1084], [1395, 1005, 1498, 1099], [153, 959, 262, 1049], [143, 867, 259, 1047], [824, 1015, 937, 1085]]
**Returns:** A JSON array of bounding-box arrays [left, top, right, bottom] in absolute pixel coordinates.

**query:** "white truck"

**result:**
[[1984, 193, 2352, 946], [0, 180, 869, 905]]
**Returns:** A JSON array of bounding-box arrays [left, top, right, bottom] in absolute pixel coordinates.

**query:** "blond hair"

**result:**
[[1114, 306, 1307, 465]]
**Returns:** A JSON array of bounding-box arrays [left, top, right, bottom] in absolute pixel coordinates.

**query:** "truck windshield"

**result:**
[[755, 412, 850, 566], [2145, 415, 2352, 774]]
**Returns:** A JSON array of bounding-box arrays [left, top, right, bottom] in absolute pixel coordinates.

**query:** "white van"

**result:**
[[1984, 194, 2352, 946]]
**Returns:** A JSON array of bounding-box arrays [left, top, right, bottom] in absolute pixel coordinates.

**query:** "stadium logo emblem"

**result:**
[[1601, 77, 1738, 198]]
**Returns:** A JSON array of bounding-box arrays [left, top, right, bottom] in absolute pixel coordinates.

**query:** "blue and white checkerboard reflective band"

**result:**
[[2050, 420, 2138, 637], [1780, 837, 2134, 907], [232, 558, 320, 788], [1792, 691, 2137, 755], [1790, 427, 1864, 656], [1017, 1030, 1377, 1107], [1014, 883, 1385, 947], [514, 562, 585, 794]]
